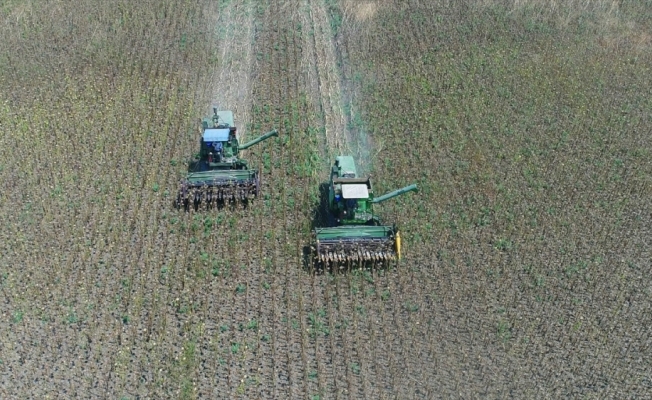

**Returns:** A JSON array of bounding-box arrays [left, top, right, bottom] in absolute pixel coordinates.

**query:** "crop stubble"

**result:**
[[1, 0, 651, 399], [335, 0, 652, 397]]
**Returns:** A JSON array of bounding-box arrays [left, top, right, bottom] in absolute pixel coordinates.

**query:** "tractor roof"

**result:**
[[203, 128, 231, 142], [341, 184, 369, 199]]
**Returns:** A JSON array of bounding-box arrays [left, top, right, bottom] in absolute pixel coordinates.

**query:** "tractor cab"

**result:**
[[328, 155, 377, 224], [341, 184, 368, 213], [199, 109, 241, 167], [331, 178, 374, 224], [202, 127, 237, 165]]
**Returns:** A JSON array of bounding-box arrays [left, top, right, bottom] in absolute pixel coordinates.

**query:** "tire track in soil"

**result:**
[[336, 2, 437, 396], [195, 0, 379, 398], [299, 0, 374, 396], [308, 0, 378, 171], [303, 0, 350, 158], [297, 3, 341, 397], [184, 1, 258, 397], [205, 0, 256, 138]]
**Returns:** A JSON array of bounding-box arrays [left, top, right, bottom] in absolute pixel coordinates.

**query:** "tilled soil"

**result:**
[[205, 0, 256, 137], [0, 0, 651, 399]]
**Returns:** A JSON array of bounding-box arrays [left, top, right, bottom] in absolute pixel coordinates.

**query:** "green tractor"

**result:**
[[313, 156, 417, 264], [176, 108, 278, 208]]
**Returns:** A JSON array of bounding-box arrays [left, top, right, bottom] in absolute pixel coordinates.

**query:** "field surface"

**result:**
[[1, 0, 651, 398]]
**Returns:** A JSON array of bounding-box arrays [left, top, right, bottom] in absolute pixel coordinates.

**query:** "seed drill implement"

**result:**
[[313, 156, 417, 264], [177, 108, 278, 208]]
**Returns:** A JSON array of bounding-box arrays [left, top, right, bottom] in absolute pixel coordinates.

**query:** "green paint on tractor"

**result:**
[[314, 156, 417, 264], [176, 108, 278, 208]]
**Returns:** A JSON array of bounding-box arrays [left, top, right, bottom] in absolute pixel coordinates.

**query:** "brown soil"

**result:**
[[0, 0, 650, 399]]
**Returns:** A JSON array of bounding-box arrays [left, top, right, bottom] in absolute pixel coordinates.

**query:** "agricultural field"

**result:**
[[1, 0, 651, 398]]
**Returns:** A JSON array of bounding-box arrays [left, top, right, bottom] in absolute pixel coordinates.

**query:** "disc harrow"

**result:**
[[176, 175, 259, 207], [315, 236, 397, 264]]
